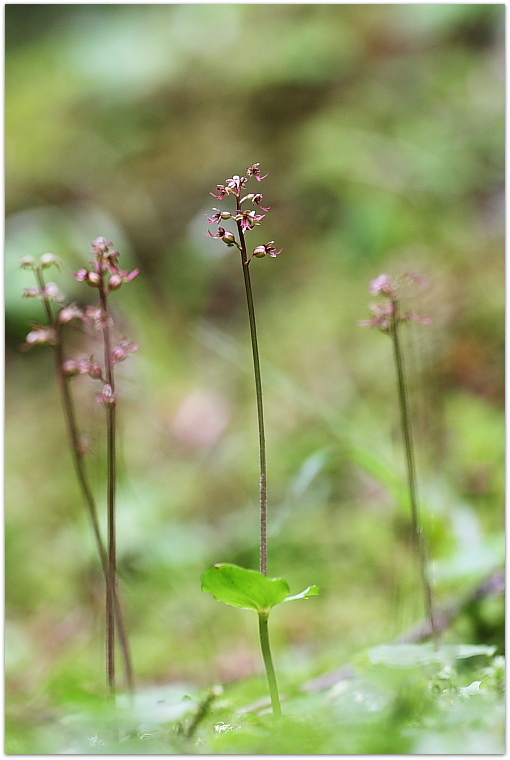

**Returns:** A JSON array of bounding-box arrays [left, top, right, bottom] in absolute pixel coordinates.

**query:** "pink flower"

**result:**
[[225, 175, 247, 196], [247, 241, 282, 263], [207, 208, 233, 224], [91, 237, 113, 255], [23, 326, 57, 347], [359, 302, 395, 332], [245, 163, 268, 181], [210, 184, 229, 201], [205, 226, 238, 247], [234, 209, 265, 232], [369, 274, 395, 297], [111, 340, 138, 364], [96, 383, 117, 405]]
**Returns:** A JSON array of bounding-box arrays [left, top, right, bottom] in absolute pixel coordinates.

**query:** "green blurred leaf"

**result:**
[[364, 643, 497, 670]]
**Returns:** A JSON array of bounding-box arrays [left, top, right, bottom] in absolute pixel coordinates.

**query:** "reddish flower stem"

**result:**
[[98, 283, 118, 697], [390, 296, 438, 646], [236, 212, 268, 576]]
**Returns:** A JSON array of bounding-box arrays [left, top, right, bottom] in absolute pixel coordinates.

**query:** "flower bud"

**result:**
[[108, 273, 123, 290], [62, 359, 79, 376], [222, 230, 236, 246], [87, 271, 101, 287], [58, 304, 84, 324], [88, 362, 103, 380], [23, 286, 42, 298], [44, 282, 63, 300], [253, 245, 267, 258], [20, 256, 36, 270], [40, 252, 60, 269], [24, 327, 56, 346], [97, 383, 117, 405], [74, 268, 89, 282], [91, 237, 112, 254]]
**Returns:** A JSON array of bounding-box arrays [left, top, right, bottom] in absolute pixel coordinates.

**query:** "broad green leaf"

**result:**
[[201, 564, 290, 613], [283, 585, 320, 603]]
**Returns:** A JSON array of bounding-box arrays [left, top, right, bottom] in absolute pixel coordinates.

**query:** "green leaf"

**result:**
[[283, 585, 320, 603], [363, 643, 497, 670], [201, 564, 290, 613]]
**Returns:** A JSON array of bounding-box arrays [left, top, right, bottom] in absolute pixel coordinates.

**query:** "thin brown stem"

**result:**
[[236, 217, 268, 576], [99, 284, 117, 697], [35, 269, 134, 694], [390, 298, 438, 646]]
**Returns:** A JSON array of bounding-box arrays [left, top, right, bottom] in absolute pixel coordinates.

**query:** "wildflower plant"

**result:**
[[201, 166, 318, 717], [21, 238, 139, 697], [361, 271, 437, 644]]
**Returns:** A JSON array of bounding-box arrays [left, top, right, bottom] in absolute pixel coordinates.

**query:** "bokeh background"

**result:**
[[6, 3, 504, 747]]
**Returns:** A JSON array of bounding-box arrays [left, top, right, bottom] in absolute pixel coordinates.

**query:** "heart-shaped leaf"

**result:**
[[201, 564, 290, 613]]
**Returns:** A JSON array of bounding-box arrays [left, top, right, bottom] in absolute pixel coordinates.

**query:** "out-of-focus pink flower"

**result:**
[[58, 304, 84, 324], [112, 340, 138, 364], [96, 383, 117, 405], [91, 237, 113, 255], [23, 326, 57, 348], [359, 302, 395, 332], [369, 274, 395, 297]]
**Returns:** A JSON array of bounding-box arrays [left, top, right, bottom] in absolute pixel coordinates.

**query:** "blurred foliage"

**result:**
[[5, 4, 504, 753]]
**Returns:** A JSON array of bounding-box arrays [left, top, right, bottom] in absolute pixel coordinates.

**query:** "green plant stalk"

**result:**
[[35, 268, 134, 693], [390, 298, 438, 645], [236, 219, 268, 576], [99, 285, 118, 696], [258, 613, 282, 717]]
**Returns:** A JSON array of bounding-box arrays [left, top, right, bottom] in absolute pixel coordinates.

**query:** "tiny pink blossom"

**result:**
[[205, 226, 237, 247], [245, 163, 268, 181], [24, 326, 56, 347], [62, 359, 79, 376], [210, 184, 229, 201], [247, 241, 282, 263], [74, 268, 89, 282], [234, 209, 265, 232], [58, 304, 84, 324], [207, 208, 233, 224], [111, 340, 138, 364], [225, 175, 247, 195], [91, 237, 113, 254], [369, 274, 395, 297], [96, 383, 117, 405], [23, 286, 42, 298]]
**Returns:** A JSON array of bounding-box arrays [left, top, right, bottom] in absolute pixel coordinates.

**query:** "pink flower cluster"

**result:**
[[21, 239, 139, 405], [360, 272, 431, 332], [206, 164, 282, 263]]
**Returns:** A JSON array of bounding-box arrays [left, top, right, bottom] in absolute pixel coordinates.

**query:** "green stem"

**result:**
[[236, 219, 268, 576], [390, 298, 438, 645], [258, 613, 282, 717], [36, 268, 134, 692]]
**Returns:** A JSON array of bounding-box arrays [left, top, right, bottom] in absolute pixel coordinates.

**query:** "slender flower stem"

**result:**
[[258, 613, 282, 717], [390, 298, 438, 645], [99, 285, 118, 696], [35, 268, 134, 692], [236, 217, 268, 576]]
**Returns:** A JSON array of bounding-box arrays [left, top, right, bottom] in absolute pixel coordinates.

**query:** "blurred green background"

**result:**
[[5, 3, 504, 747]]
